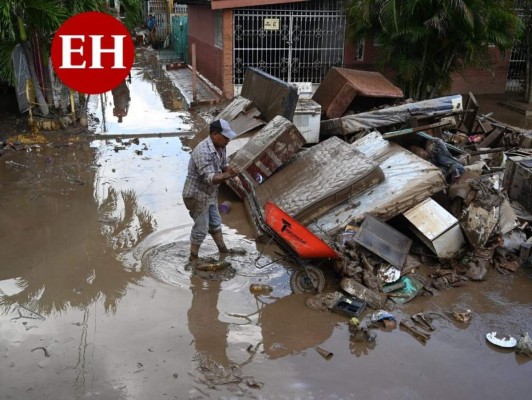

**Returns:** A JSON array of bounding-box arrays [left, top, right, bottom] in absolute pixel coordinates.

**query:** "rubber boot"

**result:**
[[189, 243, 200, 261], [211, 230, 230, 253]]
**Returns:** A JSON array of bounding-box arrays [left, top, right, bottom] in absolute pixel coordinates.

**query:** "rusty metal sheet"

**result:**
[[312, 68, 403, 119], [353, 215, 412, 269]]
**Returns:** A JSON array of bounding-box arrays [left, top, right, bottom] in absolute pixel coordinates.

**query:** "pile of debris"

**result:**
[[216, 67, 532, 334]]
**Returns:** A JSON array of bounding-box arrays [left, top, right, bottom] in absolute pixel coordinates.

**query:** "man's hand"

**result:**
[[224, 166, 240, 178], [212, 166, 241, 185]]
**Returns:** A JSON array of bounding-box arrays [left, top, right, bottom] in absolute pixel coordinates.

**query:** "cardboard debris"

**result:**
[[215, 96, 265, 136]]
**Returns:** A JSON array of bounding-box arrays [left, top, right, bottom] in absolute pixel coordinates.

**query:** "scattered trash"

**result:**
[[386, 276, 424, 304], [195, 260, 231, 272], [332, 295, 366, 318], [400, 320, 431, 344], [369, 310, 396, 329], [411, 313, 435, 331], [341, 277, 387, 310], [486, 332, 517, 348], [515, 332, 532, 358], [452, 307, 472, 323], [315, 346, 334, 361], [249, 284, 273, 295], [219, 200, 232, 214]]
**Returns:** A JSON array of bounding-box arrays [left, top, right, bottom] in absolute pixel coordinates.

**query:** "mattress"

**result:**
[[252, 136, 385, 226], [308, 132, 447, 236]]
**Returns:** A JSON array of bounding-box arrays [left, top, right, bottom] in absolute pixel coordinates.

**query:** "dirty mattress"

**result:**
[[252, 136, 385, 226], [308, 132, 447, 236]]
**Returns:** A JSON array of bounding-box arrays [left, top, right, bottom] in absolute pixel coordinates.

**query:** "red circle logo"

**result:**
[[51, 12, 134, 94]]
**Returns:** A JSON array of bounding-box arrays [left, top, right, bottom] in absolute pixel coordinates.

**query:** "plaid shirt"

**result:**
[[182, 136, 228, 212]]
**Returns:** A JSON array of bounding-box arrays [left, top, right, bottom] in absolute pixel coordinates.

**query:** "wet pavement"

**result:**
[[1, 54, 532, 399]]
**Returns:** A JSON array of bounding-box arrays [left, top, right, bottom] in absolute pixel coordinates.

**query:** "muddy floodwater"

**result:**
[[1, 65, 531, 399]]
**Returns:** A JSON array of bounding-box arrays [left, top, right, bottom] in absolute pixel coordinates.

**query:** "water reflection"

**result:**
[[88, 66, 192, 135], [111, 76, 131, 123], [0, 145, 144, 317], [189, 274, 230, 366]]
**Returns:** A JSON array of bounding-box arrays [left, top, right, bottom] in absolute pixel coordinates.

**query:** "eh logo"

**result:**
[[51, 12, 134, 94]]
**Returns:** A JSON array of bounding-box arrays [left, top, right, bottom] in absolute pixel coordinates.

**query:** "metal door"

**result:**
[[233, 5, 345, 85], [171, 14, 188, 63]]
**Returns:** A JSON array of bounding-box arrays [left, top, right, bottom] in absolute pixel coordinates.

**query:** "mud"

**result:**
[[1, 71, 531, 399]]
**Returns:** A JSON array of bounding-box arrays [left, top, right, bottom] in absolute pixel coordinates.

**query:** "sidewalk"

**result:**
[[165, 66, 221, 108], [154, 50, 221, 108]]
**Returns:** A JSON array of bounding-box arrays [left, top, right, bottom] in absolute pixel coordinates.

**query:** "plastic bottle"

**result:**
[[249, 284, 273, 294]]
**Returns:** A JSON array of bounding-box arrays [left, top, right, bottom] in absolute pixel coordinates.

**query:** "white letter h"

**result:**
[[90, 35, 126, 69]]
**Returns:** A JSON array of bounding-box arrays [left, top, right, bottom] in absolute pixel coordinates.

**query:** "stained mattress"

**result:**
[[252, 136, 385, 226], [308, 132, 447, 236]]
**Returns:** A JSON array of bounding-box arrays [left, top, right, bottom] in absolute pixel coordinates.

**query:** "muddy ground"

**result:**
[[1, 63, 531, 399]]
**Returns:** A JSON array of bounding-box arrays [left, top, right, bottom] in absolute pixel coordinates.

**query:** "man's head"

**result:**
[[209, 119, 236, 148]]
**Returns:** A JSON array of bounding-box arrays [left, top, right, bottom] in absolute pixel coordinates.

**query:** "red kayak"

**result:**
[[264, 202, 339, 260]]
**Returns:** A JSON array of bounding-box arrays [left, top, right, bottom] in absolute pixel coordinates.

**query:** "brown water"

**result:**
[[1, 77, 531, 399]]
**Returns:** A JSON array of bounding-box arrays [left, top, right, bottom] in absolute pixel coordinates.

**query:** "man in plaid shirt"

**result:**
[[183, 119, 240, 261]]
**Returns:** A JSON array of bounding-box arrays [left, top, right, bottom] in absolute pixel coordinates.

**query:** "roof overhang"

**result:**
[[211, 0, 308, 9]]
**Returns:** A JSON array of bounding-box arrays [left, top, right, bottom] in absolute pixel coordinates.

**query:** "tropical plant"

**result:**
[[346, 0, 524, 100]]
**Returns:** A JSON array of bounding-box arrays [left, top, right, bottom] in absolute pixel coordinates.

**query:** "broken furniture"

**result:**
[[403, 198, 466, 259], [312, 68, 403, 119], [503, 154, 532, 213], [293, 98, 322, 144], [215, 96, 265, 137]]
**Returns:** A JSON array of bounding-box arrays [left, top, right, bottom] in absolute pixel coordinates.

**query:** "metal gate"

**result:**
[[506, 3, 528, 93], [147, 0, 171, 42], [233, 2, 346, 85]]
